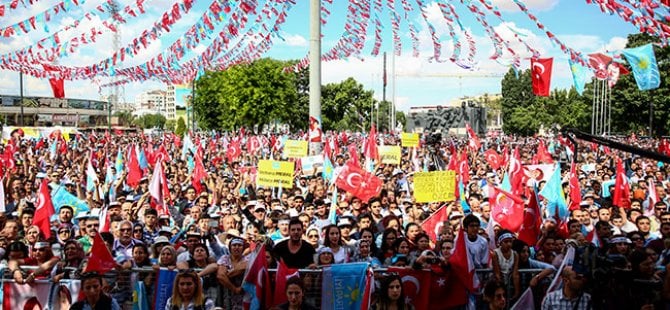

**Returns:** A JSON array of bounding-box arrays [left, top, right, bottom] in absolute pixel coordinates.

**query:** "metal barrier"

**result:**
[[2, 266, 546, 309]]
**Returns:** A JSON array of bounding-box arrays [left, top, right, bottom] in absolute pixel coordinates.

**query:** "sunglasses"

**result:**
[[87, 224, 99, 228], [119, 228, 131, 232], [58, 230, 70, 234], [308, 234, 319, 239], [134, 229, 143, 233]]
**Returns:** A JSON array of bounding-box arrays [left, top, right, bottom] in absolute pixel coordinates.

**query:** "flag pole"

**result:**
[[19, 72, 24, 126]]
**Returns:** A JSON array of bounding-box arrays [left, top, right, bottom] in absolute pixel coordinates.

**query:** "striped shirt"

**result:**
[[541, 290, 592, 310]]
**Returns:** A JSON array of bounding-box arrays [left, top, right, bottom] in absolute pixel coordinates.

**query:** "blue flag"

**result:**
[[539, 164, 568, 222], [328, 187, 338, 224], [154, 269, 178, 310], [138, 148, 148, 170], [323, 155, 335, 184], [133, 281, 150, 310], [622, 43, 661, 91], [501, 172, 511, 192], [51, 185, 90, 216], [115, 149, 124, 179], [459, 180, 471, 214], [321, 262, 370, 310], [568, 59, 588, 95]]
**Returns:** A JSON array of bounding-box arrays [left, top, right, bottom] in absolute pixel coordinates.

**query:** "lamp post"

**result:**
[[19, 72, 24, 126]]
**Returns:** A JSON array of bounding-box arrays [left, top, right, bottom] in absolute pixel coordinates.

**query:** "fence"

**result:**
[[1, 266, 545, 310]]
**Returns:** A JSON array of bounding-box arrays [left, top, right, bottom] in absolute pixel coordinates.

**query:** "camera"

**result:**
[[425, 257, 439, 264]]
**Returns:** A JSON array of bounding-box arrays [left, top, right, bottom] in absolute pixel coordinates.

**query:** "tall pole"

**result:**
[[382, 52, 387, 103], [19, 72, 24, 126], [108, 97, 112, 131], [308, 0, 322, 155], [192, 78, 196, 132], [649, 101, 653, 137], [391, 52, 396, 132]]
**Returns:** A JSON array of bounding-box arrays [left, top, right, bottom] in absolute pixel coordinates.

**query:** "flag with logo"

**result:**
[[489, 186, 525, 232], [612, 157, 631, 208], [133, 281, 150, 310], [622, 43, 661, 91], [51, 185, 90, 216], [243, 244, 271, 310], [321, 262, 370, 310], [272, 260, 299, 307], [2, 280, 52, 309], [83, 231, 117, 274], [335, 162, 383, 203], [568, 59, 588, 95], [539, 163, 569, 222], [154, 269, 178, 310], [420, 204, 448, 242]]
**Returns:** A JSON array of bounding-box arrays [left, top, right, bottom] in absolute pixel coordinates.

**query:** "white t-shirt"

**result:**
[[465, 235, 490, 269]]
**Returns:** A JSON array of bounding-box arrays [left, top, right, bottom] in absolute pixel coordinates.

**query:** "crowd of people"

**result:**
[[1, 128, 670, 310]]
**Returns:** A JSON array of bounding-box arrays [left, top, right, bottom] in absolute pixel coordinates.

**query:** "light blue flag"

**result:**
[[115, 149, 124, 179], [539, 164, 568, 222], [328, 187, 338, 224], [321, 262, 370, 310], [133, 281, 150, 310], [501, 172, 511, 192], [154, 269, 178, 310], [568, 59, 588, 95], [459, 179, 471, 214], [51, 185, 90, 216], [323, 155, 335, 184], [622, 43, 661, 91], [138, 147, 148, 170]]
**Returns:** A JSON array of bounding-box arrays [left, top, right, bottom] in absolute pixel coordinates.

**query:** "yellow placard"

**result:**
[[283, 140, 308, 158], [379, 146, 401, 165], [413, 170, 456, 203], [257, 160, 295, 188], [401, 133, 419, 147]]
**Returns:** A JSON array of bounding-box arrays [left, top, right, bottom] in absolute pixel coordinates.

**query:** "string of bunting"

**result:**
[[0, 0, 43, 17], [476, 0, 540, 58], [0, 0, 87, 37]]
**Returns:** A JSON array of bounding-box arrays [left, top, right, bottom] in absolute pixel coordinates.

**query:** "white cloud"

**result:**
[[491, 0, 560, 12], [280, 33, 308, 47]]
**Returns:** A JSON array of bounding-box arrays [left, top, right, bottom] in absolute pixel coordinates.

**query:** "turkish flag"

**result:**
[[484, 149, 501, 170], [465, 123, 481, 151], [612, 157, 631, 208], [364, 125, 379, 161], [647, 177, 659, 214], [149, 160, 171, 216], [458, 152, 470, 185], [126, 144, 142, 188], [84, 232, 117, 274], [273, 260, 299, 307], [192, 147, 207, 194], [335, 162, 382, 202], [531, 58, 553, 97], [588, 53, 613, 80], [489, 186, 525, 232], [387, 268, 431, 310], [348, 143, 360, 167], [421, 205, 448, 242], [34, 179, 54, 239], [243, 244, 272, 309], [226, 140, 241, 163], [449, 228, 479, 292], [517, 188, 542, 246], [535, 140, 554, 164], [49, 78, 65, 98], [568, 161, 582, 211], [508, 147, 524, 196], [430, 266, 468, 309]]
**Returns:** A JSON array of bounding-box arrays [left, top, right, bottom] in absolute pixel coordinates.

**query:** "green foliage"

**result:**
[[165, 119, 176, 131], [322, 77, 376, 131], [175, 117, 187, 137], [134, 113, 167, 129], [501, 69, 591, 135], [113, 111, 135, 127], [603, 33, 670, 136], [193, 58, 300, 131]]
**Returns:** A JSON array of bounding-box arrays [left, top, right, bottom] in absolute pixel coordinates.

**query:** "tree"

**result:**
[[165, 119, 176, 131], [193, 58, 300, 131], [134, 113, 167, 129], [604, 33, 670, 136], [113, 111, 135, 127], [321, 77, 375, 131], [175, 117, 187, 137]]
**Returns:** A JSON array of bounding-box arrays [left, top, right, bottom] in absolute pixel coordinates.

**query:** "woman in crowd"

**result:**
[[55, 223, 74, 246], [511, 240, 556, 288], [217, 237, 247, 310], [352, 239, 382, 267], [70, 273, 121, 310], [409, 232, 431, 262], [483, 280, 507, 310], [383, 237, 411, 266], [377, 228, 398, 263], [154, 245, 178, 270], [22, 225, 42, 254], [372, 274, 414, 310], [165, 270, 215, 310], [321, 225, 349, 264], [177, 243, 219, 303], [52, 240, 85, 282], [272, 276, 318, 310], [305, 226, 320, 249], [10, 241, 59, 284]]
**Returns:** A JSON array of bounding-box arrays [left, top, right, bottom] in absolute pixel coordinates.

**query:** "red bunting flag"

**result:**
[[34, 179, 54, 239], [335, 162, 382, 203], [531, 57, 553, 96]]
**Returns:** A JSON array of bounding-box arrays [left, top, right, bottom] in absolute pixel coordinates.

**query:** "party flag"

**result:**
[[622, 43, 661, 90]]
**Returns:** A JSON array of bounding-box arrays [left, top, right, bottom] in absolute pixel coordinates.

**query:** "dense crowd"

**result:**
[[1, 128, 670, 310]]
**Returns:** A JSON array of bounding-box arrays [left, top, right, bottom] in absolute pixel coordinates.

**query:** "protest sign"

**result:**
[[379, 146, 401, 165], [401, 133, 419, 147], [413, 171, 456, 202], [257, 160, 294, 188], [283, 140, 308, 158], [301, 155, 324, 174]]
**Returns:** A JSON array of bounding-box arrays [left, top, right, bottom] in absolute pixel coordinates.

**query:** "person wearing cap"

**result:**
[[150, 236, 171, 263], [240, 200, 267, 235], [337, 216, 357, 247], [176, 232, 206, 263], [217, 236, 248, 309], [9, 241, 58, 284], [541, 266, 591, 309], [491, 230, 520, 300]]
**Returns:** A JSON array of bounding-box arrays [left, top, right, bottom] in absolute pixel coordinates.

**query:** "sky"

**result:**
[[0, 0, 640, 112]]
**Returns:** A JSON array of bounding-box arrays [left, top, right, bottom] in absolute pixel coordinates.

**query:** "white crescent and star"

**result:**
[[401, 275, 421, 295], [532, 62, 545, 79], [346, 173, 363, 188]]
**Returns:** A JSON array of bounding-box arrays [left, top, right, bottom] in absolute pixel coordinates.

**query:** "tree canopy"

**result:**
[[193, 58, 404, 133]]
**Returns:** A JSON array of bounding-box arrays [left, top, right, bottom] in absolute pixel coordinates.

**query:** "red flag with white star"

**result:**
[[489, 186, 525, 232]]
